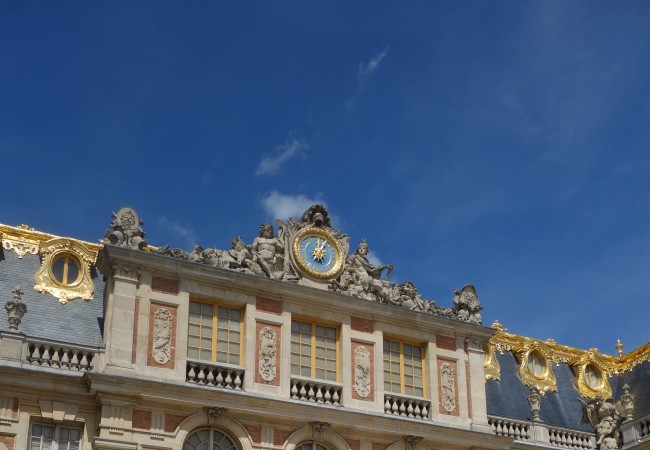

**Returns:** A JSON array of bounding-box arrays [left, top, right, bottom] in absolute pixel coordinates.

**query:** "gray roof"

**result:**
[[0, 248, 105, 347], [486, 351, 592, 432]]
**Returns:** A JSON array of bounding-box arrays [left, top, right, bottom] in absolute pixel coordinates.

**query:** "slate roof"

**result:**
[[486, 351, 650, 430], [486, 351, 592, 432], [0, 247, 105, 347]]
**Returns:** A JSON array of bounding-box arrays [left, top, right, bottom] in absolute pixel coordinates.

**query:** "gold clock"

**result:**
[[292, 228, 344, 280]]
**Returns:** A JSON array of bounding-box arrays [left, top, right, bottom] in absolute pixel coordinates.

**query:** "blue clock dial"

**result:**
[[292, 229, 344, 279]]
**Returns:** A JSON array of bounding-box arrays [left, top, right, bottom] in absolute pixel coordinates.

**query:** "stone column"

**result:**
[[466, 337, 492, 432], [104, 265, 139, 374]]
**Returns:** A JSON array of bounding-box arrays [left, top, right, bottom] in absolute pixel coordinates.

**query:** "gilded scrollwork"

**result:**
[[485, 321, 650, 392], [34, 237, 98, 304], [2, 237, 39, 259], [484, 343, 501, 381], [571, 351, 612, 399]]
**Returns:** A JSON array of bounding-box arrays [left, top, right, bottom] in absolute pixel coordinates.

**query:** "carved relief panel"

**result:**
[[351, 341, 374, 401], [147, 303, 177, 369], [255, 322, 281, 386], [437, 359, 459, 416]]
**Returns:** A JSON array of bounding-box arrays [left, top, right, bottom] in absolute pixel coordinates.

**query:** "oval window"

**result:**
[[527, 351, 545, 378], [584, 364, 602, 390], [51, 253, 81, 285]]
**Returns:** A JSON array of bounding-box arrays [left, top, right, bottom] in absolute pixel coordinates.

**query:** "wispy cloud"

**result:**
[[157, 217, 198, 249], [255, 138, 310, 177], [260, 191, 325, 221], [367, 250, 383, 267], [347, 47, 389, 109]]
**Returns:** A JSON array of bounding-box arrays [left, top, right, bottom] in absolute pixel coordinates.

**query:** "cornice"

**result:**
[[84, 371, 508, 449], [0, 223, 102, 255], [99, 245, 494, 341]]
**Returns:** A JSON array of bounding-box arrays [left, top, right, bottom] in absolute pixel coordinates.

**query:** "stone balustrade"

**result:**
[[488, 416, 532, 441], [549, 426, 594, 449], [186, 360, 244, 390], [637, 416, 650, 439], [383, 394, 430, 420], [290, 376, 342, 406], [26, 340, 98, 371]]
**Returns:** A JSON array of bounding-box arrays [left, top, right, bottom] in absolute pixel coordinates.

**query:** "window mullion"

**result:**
[[212, 307, 218, 362], [311, 323, 316, 378], [399, 342, 405, 395]]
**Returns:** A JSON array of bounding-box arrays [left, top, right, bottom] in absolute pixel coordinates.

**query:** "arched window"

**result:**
[[295, 442, 331, 450], [526, 351, 545, 378], [184, 428, 237, 450], [584, 364, 602, 390]]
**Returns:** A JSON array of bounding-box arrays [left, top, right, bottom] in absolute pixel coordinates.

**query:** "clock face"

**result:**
[[292, 228, 344, 280]]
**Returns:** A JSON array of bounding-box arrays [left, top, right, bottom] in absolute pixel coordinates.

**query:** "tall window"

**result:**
[[184, 428, 237, 450], [383, 339, 425, 397], [291, 320, 338, 382], [188, 301, 242, 365], [29, 423, 82, 450]]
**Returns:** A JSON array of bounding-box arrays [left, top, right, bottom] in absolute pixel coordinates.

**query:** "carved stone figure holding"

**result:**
[[452, 285, 483, 324], [251, 224, 284, 278], [103, 207, 148, 250], [344, 239, 393, 301], [580, 396, 629, 450]]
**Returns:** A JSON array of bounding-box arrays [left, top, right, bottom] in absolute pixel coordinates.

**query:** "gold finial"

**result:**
[[616, 339, 623, 357], [491, 320, 504, 331]]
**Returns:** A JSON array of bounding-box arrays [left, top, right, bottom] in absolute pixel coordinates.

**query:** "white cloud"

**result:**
[[358, 48, 388, 82], [366, 250, 383, 267], [347, 47, 389, 109], [157, 217, 198, 249], [261, 191, 325, 221], [255, 138, 310, 177]]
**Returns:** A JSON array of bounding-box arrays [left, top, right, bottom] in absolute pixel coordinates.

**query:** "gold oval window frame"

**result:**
[[34, 237, 97, 304], [526, 350, 548, 380]]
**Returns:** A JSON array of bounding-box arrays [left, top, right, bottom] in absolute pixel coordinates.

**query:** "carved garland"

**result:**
[[153, 308, 173, 364], [353, 345, 371, 398], [258, 327, 277, 382], [440, 362, 456, 413]]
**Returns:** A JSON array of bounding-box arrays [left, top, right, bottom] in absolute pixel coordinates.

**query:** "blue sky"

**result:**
[[2, 2, 649, 354]]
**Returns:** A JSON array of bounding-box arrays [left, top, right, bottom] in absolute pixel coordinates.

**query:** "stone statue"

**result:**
[[251, 224, 284, 279], [5, 286, 27, 332], [130, 204, 485, 325], [452, 285, 483, 324], [580, 396, 631, 450], [103, 207, 148, 250], [342, 239, 393, 302]]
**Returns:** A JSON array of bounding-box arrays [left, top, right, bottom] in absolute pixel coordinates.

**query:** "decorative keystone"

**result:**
[[310, 422, 329, 439], [207, 407, 227, 424], [404, 436, 422, 450]]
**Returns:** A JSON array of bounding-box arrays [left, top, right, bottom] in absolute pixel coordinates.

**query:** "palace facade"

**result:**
[[0, 206, 647, 450]]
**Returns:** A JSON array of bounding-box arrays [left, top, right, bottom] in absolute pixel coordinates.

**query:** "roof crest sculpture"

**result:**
[[102, 205, 483, 324]]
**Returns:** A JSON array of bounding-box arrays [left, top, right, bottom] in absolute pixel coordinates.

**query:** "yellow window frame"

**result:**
[[188, 300, 244, 366], [383, 338, 427, 397], [290, 319, 340, 382]]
